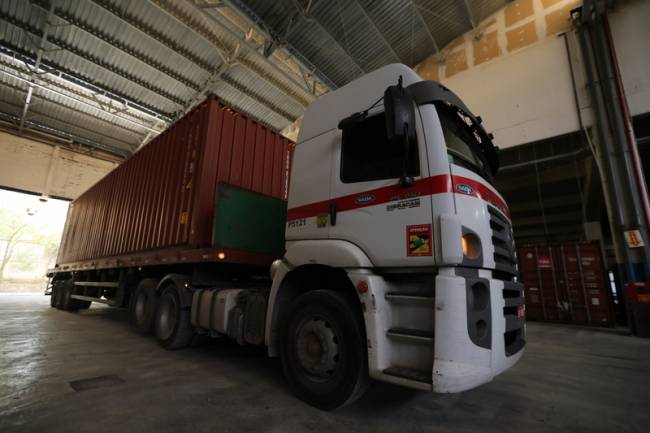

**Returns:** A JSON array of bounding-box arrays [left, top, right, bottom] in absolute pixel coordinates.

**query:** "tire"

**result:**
[[280, 290, 369, 410], [154, 284, 193, 350], [60, 280, 78, 311], [53, 281, 66, 309], [50, 283, 59, 308], [129, 279, 159, 335]]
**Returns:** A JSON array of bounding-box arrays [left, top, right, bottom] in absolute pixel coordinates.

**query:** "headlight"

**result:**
[[462, 233, 481, 260]]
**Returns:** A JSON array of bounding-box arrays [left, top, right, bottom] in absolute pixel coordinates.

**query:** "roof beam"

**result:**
[[150, 0, 304, 122], [221, 0, 336, 90], [177, 62, 231, 119], [18, 0, 55, 133], [272, 0, 366, 78], [0, 107, 131, 157], [0, 81, 141, 150], [91, 0, 261, 119], [462, 0, 484, 40], [89, 0, 215, 71], [220, 73, 297, 122], [174, 43, 296, 129], [409, 1, 441, 57], [325, 1, 367, 76], [352, 0, 402, 63], [193, 1, 317, 105], [169, 0, 315, 105], [462, 0, 477, 30], [31, 0, 201, 93], [0, 9, 185, 106], [0, 44, 171, 121], [0, 65, 162, 135]]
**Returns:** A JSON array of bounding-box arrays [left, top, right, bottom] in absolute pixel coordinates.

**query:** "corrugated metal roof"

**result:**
[[236, 0, 508, 86], [0, 0, 507, 157]]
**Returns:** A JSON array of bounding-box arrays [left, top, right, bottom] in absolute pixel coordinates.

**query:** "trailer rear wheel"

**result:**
[[60, 281, 78, 311], [129, 279, 159, 334], [50, 283, 59, 308], [280, 290, 369, 409], [154, 284, 193, 350], [52, 281, 65, 309]]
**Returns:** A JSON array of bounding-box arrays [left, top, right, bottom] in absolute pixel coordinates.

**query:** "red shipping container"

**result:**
[[518, 241, 614, 326], [55, 96, 292, 272]]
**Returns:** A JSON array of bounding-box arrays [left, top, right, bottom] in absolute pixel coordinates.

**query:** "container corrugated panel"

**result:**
[[518, 241, 614, 327], [55, 96, 292, 269]]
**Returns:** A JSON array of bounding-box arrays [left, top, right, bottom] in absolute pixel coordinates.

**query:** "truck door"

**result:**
[[329, 108, 434, 267]]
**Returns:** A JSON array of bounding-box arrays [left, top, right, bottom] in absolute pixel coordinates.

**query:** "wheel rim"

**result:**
[[295, 315, 340, 381], [135, 291, 147, 325], [157, 293, 177, 341]]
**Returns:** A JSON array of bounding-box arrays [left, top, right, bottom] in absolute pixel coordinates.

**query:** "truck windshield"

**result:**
[[437, 104, 493, 182]]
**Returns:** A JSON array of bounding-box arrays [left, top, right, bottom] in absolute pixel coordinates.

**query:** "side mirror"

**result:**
[[384, 77, 416, 188]]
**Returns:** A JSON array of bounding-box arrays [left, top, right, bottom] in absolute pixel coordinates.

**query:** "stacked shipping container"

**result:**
[[55, 96, 292, 271], [518, 241, 615, 326]]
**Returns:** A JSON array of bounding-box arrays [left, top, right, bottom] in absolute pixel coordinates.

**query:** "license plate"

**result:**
[[517, 304, 526, 320]]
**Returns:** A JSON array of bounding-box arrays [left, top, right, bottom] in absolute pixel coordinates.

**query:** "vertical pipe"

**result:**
[[576, 244, 592, 324], [574, 11, 638, 283], [590, 11, 650, 279], [42, 145, 60, 198], [602, 16, 650, 236], [548, 246, 562, 319], [560, 245, 575, 322], [534, 246, 548, 320]]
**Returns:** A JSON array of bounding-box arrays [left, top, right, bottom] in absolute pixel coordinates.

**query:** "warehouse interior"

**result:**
[[1, 0, 650, 431]]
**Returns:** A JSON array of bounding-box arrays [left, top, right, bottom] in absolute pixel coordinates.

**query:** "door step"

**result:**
[[385, 292, 434, 304], [383, 366, 432, 384], [387, 327, 434, 343]]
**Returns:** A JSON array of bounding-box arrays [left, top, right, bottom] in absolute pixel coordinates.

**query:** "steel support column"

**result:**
[[574, 1, 650, 334]]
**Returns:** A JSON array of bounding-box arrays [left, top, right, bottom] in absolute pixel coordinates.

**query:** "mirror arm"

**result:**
[[399, 123, 415, 188]]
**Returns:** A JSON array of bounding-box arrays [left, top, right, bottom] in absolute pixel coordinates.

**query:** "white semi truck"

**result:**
[[48, 63, 525, 409]]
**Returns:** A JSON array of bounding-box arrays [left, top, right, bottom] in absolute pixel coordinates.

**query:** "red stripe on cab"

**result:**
[[286, 174, 510, 221]]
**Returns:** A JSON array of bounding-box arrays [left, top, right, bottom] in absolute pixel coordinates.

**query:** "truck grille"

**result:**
[[503, 281, 526, 356], [488, 205, 517, 276]]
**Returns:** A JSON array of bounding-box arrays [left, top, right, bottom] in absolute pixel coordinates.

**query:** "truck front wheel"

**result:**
[[280, 290, 369, 409]]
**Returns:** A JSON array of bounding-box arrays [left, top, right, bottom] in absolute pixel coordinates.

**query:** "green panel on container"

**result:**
[[212, 184, 287, 256]]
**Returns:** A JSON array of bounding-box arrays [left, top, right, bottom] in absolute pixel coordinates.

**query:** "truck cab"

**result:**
[[267, 64, 525, 407]]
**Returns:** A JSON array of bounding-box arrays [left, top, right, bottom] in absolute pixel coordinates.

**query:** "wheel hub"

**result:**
[[296, 316, 340, 380]]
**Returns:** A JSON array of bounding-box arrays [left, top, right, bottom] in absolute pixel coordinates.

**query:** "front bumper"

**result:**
[[433, 268, 525, 393]]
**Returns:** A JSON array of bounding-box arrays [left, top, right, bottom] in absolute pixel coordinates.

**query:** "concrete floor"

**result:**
[[1, 293, 649, 433]]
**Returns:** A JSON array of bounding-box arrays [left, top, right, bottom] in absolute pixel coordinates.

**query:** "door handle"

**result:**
[[329, 201, 337, 226]]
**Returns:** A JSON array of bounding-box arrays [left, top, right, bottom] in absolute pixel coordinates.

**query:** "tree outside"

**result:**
[[0, 189, 69, 292]]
